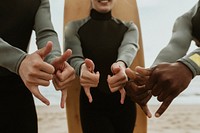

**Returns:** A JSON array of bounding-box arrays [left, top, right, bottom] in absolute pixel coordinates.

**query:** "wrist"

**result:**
[[176, 61, 193, 79]]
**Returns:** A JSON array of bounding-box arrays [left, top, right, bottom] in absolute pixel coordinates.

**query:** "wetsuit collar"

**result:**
[[90, 9, 112, 20]]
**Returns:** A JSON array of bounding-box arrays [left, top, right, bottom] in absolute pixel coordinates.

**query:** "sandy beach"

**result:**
[[36, 104, 200, 133]]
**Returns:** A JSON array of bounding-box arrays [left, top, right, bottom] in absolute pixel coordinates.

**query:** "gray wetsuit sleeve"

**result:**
[[0, 38, 27, 73], [64, 19, 88, 76], [152, 3, 198, 66], [0, 0, 61, 74], [34, 0, 61, 64], [117, 21, 139, 67]]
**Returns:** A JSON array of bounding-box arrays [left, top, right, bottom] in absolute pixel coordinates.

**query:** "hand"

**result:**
[[19, 42, 55, 105], [125, 68, 152, 118], [136, 62, 193, 117], [52, 49, 75, 108], [107, 61, 128, 104], [80, 58, 100, 103]]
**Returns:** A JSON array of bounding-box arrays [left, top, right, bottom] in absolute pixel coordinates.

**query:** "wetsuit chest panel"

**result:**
[[78, 19, 128, 71], [78, 17, 128, 93], [0, 0, 41, 51]]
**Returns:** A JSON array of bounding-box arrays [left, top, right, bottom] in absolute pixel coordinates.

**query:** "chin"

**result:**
[[98, 7, 111, 13]]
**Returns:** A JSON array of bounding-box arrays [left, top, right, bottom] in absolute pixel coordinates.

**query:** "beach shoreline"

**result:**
[[36, 104, 200, 133]]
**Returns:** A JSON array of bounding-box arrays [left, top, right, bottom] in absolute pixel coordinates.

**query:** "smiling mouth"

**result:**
[[98, 0, 110, 3]]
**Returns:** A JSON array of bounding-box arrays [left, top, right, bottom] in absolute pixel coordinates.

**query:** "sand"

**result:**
[[36, 104, 200, 133]]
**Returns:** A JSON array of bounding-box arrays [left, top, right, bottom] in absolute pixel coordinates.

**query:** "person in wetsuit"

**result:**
[[0, 0, 75, 132], [64, 0, 139, 132], [125, 1, 200, 118]]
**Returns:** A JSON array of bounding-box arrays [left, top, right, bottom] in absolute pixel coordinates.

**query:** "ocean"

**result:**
[[31, 0, 200, 105]]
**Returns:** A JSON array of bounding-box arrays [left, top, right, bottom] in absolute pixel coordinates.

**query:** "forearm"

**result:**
[[0, 38, 27, 74], [34, 0, 61, 64], [64, 21, 86, 76], [153, 2, 198, 66], [117, 22, 139, 67]]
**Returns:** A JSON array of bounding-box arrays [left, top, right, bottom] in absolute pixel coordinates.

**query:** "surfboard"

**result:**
[[64, 0, 147, 133]]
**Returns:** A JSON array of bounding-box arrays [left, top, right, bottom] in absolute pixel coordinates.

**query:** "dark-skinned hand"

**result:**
[[136, 62, 193, 117], [125, 68, 152, 118]]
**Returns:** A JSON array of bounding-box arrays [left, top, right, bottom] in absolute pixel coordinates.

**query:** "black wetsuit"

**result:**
[[0, 0, 60, 132], [65, 9, 139, 133], [0, 1, 40, 132]]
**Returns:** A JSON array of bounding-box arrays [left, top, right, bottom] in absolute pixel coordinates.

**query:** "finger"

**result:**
[[107, 75, 120, 92], [30, 70, 53, 81], [81, 73, 97, 82], [135, 66, 155, 89], [145, 73, 157, 91], [107, 75, 127, 88], [59, 49, 72, 63], [130, 85, 148, 95], [52, 49, 72, 70], [85, 58, 95, 72], [125, 68, 137, 80], [157, 89, 171, 102], [110, 87, 121, 93], [139, 91, 152, 106], [125, 81, 138, 96], [134, 89, 152, 101], [135, 66, 152, 76], [151, 84, 162, 97], [80, 74, 99, 86], [134, 74, 149, 85], [84, 87, 93, 103], [39, 62, 55, 74], [140, 105, 152, 118], [155, 97, 173, 117], [36, 41, 53, 59], [55, 68, 75, 83], [119, 88, 126, 104], [60, 90, 68, 108], [31, 78, 51, 87], [112, 65, 120, 75], [108, 80, 126, 90], [52, 78, 60, 91], [30, 86, 50, 106]]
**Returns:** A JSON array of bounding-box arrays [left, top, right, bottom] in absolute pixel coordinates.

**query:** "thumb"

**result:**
[[36, 41, 53, 60], [56, 49, 72, 64], [85, 58, 95, 72], [112, 66, 120, 75]]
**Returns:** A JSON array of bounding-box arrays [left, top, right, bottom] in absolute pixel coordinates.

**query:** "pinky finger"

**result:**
[[119, 88, 126, 104], [155, 97, 173, 117], [31, 86, 50, 106], [60, 90, 68, 108], [84, 87, 93, 103], [141, 105, 152, 118]]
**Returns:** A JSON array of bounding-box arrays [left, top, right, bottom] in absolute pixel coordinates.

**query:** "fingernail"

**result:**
[[155, 113, 160, 118], [45, 101, 50, 106]]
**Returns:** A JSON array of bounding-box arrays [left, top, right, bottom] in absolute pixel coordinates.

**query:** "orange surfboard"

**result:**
[[64, 0, 147, 133]]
